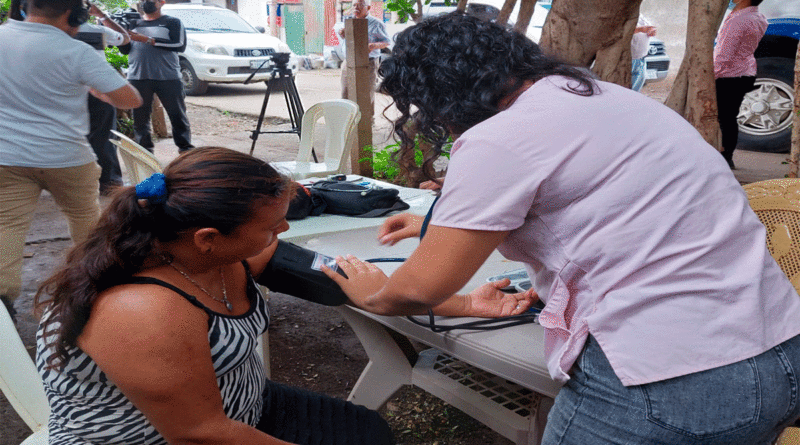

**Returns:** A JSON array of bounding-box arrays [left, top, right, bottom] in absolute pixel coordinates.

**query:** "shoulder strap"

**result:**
[[127, 276, 210, 313], [354, 199, 411, 218]]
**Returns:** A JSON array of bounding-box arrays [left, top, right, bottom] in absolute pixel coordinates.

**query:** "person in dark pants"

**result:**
[[120, 0, 193, 153], [79, 3, 130, 194], [714, 0, 768, 169], [87, 95, 123, 193]]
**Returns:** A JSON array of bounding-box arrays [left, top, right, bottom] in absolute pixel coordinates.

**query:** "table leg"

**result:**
[[526, 396, 553, 445], [336, 306, 412, 410]]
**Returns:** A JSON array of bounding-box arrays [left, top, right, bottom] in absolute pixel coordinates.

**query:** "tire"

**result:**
[[736, 57, 794, 153], [179, 59, 209, 96]]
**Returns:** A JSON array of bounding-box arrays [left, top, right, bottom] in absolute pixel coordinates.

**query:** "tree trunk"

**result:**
[[412, 0, 423, 22], [790, 42, 800, 177], [538, 0, 642, 87], [513, 0, 536, 34], [456, 0, 469, 12], [496, 0, 516, 26], [665, 0, 728, 148]]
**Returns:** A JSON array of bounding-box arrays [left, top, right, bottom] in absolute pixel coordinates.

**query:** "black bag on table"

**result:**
[[310, 180, 410, 218], [286, 182, 326, 220]]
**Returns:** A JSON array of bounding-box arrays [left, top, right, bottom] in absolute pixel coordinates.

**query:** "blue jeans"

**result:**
[[631, 58, 646, 92], [542, 335, 800, 445]]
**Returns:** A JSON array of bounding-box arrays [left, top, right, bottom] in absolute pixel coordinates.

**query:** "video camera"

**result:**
[[74, 30, 105, 51], [272, 53, 292, 73], [109, 8, 141, 30]]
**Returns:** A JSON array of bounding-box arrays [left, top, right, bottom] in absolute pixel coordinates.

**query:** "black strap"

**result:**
[[128, 260, 254, 316], [355, 199, 411, 218], [127, 276, 211, 313], [419, 194, 440, 239]]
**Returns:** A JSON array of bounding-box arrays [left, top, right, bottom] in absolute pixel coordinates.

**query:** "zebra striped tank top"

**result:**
[[36, 263, 270, 445]]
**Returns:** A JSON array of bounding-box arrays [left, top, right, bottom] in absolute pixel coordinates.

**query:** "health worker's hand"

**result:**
[[418, 180, 442, 191], [378, 213, 423, 246], [322, 255, 388, 306], [462, 278, 539, 318]]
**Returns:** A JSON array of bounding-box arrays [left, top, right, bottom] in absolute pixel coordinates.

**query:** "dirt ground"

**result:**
[[0, 102, 518, 445]]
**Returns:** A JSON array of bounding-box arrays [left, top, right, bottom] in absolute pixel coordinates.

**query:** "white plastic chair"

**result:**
[[272, 99, 361, 180], [0, 303, 50, 444], [109, 130, 163, 185]]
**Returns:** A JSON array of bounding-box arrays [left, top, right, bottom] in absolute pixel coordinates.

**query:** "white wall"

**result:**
[[238, 0, 269, 29]]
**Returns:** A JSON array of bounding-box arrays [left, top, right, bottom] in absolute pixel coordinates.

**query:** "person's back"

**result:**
[[0, 0, 141, 327], [0, 19, 121, 167]]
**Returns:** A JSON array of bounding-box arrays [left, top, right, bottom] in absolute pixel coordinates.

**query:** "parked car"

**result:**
[[159, 3, 299, 96], [418, 0, 670, 84], [733, 0, 800, 153]]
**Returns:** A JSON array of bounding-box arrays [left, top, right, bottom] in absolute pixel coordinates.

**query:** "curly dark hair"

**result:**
[[36, 147, 293, 370], [378, 12, 596, 183]]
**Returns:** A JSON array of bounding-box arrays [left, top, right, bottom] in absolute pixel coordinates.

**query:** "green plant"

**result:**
[[116, 116, 134, 138], [105, 46, 129, 71], [360, 135, 452, 184], [0, 0, 12, 23], [106, 46, 128, 71], [384, 0, 455, 22], [361, 144, 403, 181]]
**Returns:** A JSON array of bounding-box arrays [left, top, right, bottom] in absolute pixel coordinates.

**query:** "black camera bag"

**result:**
[[286, 182, 326, 220], [310, 180, 409, 218]]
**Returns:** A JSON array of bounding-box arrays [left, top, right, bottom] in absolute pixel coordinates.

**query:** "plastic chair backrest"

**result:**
[[109, 130, 163, 184], [743, 178, 800, 295], [0, 303, 49, 434], [294, 99, 361, 171]]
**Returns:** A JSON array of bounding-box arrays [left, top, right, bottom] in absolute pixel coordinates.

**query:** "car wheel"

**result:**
[[736, 57, 794, 153], [180, 59, 209, 96]]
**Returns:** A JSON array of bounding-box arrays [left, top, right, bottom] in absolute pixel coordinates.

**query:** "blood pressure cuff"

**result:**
[[257, 240, 348, 306]]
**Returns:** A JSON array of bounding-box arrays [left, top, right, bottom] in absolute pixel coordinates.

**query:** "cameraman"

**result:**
[[0, 0, 142, 325], [119, 0, 193, 154], [78, 3, 129, 195]]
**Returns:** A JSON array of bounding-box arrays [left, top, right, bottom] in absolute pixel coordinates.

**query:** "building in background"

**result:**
[[198, 0, 384, 56]]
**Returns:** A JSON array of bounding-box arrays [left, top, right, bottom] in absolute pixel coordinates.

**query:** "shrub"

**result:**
[[361, 135, 451, 185]]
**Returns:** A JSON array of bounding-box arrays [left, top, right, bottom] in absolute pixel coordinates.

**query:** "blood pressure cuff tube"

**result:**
[[257, 240, 348, 306]]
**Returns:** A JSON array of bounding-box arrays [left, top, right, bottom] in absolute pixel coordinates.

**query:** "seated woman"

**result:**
[[35, 147, 536, 445]]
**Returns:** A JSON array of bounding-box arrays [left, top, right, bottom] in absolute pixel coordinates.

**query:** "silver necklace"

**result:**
[[165, 260, 233, 312]]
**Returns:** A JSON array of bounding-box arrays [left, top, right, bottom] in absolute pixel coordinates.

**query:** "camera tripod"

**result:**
[[246, 55, 316, 161]]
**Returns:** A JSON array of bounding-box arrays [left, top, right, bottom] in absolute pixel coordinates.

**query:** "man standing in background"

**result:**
[[337, 0, 389, 111], [630, 14, 657, 92], [121, 0, 193, 153], [78, 3, 129, 194], [0, 0, 141, 325]]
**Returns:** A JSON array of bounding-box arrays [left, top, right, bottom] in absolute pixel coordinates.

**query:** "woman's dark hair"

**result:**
[[36, 147, 293, 369], [378, 12, 595, 182]]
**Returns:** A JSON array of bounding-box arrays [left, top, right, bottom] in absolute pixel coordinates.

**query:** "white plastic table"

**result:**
[[278, 178, 559, 445]]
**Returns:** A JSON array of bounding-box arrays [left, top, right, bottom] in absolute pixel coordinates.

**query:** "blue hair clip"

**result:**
[[135, 173, 168, 204]]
